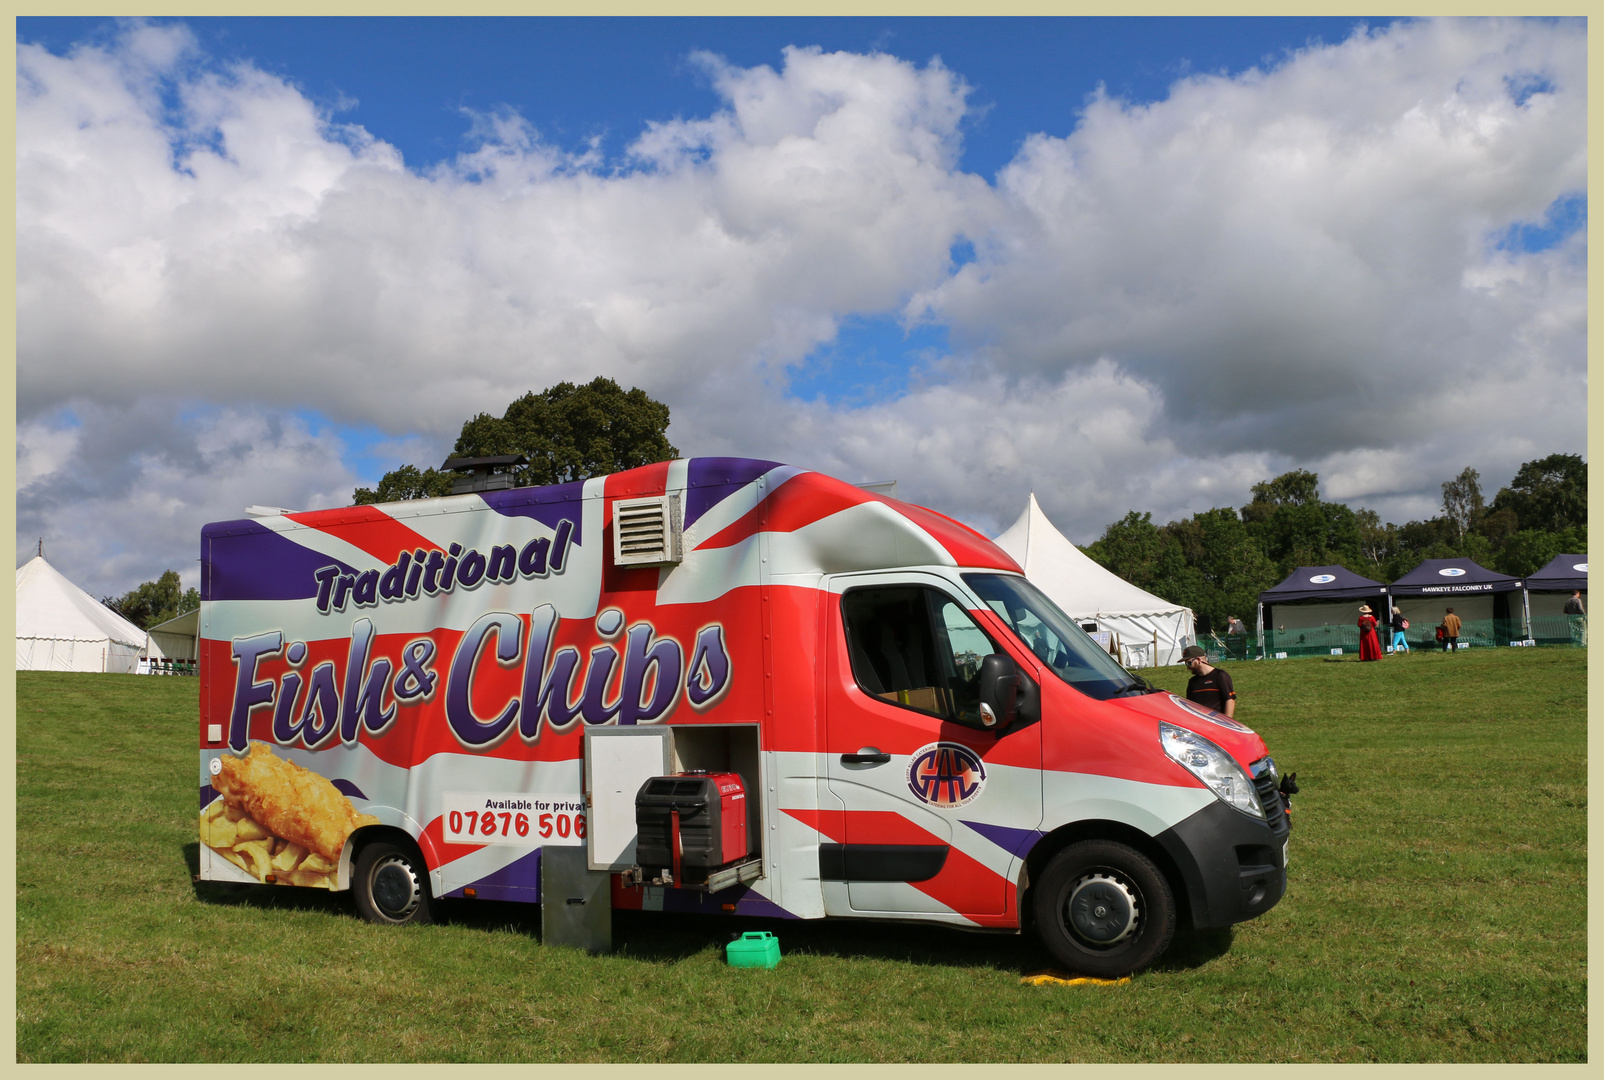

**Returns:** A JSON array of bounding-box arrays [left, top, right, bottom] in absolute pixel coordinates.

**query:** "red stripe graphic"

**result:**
[[785, 808, 1008, 920], [699, 472, 862, 550], [285, 505, 440, 566], [420, 813, 487, 870], [893, 502, 1021, 573], [604, 461, 672, 501]]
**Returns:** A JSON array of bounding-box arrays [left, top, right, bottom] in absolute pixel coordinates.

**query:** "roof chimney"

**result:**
[[442, 454, 529, 495]]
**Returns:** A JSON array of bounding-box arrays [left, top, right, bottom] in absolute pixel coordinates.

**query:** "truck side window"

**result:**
[[841, 586, 997, 726]]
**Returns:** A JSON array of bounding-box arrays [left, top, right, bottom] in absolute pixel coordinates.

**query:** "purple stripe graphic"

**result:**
[[481, 481, 587, 546], [960, 819, 1044, 859], [445, 846, 543, 901], [200, 783, 220, 808], [202, 520, 359, 602], [654, 883, 799, 919], [683, 458, 785, 529], [330, 778, 368, 801]]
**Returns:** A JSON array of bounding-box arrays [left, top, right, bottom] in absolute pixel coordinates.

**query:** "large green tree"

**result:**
[[354, 377, 678, 505], [1440, 466, 1485, 542], [101, 570, 199, 630], [1240, 469, 1363, 575], [1489, 453, 1586, 533], [1082, 511, 1170, 593]]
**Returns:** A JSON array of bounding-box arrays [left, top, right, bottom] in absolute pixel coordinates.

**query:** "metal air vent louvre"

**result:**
[[612, 494, 682, 566]]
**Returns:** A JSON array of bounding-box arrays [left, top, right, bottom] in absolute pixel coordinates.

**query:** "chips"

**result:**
[[202, 742, 382, 889], [201, 797, 337, 889]]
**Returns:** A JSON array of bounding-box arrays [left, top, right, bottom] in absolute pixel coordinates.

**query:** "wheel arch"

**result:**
[[1018, 818, 1195, 932], [340, 823, 433, 895]]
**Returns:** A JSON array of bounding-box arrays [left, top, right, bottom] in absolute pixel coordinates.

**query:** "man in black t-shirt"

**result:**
[[1180, 644, 1236, 718]]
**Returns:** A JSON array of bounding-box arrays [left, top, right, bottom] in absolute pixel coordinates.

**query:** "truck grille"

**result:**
[[1253, 770, 1290, 836]]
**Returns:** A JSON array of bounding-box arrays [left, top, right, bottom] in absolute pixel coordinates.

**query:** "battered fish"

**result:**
[[213, 742, 379, 862]]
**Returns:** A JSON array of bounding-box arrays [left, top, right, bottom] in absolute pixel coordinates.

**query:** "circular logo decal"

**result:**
[[1574, 563, 1588, 573], [1438, 567, 1467, 577], [1309, 574, 1336, 584], [209, 757, 222, 776], [906, 742, 987, 808]]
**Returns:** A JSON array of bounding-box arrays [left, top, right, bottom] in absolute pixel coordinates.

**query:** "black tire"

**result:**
[[1032, 839, 1175, 977], [352, 839, 435, 926]]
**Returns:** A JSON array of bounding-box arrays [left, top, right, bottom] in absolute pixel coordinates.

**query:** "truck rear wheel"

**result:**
[[1032, 839, 1174, 977], [352, 839, 435, 927]]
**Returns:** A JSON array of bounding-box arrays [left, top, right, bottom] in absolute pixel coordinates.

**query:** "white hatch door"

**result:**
[[584, 727, 676, 871]]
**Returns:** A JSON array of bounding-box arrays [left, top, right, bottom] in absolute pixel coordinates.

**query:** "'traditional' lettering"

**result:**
[[313, 519, 575, 615]]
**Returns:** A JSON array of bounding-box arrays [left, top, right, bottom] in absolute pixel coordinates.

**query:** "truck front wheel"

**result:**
[[352, 840, 435, 926], [1032, 839, 1175, 977]]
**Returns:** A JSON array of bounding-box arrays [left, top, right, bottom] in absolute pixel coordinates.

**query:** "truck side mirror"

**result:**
[[976, 653, 1020, 730]]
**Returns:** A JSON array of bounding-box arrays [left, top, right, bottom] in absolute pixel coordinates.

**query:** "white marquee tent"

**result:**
[[993, 494, 1196, 668], [16, 554, 154, 673], [146, 607, 199, 663]]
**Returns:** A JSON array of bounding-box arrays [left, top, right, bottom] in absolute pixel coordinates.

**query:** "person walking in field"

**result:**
[[1357, 604, 1383, 661], [1225, 614, 1248, 659], [1564, 591, 1586, 646], [1442, 607, 1462, 652], [1389, 605, 1410, 653], [1180, 644, 1236, 718]]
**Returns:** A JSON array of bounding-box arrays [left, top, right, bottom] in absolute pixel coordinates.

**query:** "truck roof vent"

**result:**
[[613, 494, 682, 567]]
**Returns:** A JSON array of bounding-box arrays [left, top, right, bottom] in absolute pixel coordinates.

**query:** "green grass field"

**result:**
[[16, 648, 1587, 1062]]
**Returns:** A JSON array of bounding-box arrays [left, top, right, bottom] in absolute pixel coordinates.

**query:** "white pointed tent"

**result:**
[[146, 607, 199, 662], [993, 494, 1196, 667], [16, 555, 153, 673]]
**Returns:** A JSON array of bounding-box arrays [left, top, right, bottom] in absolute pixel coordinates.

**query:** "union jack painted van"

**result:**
[[197, 457, 1289, 975]]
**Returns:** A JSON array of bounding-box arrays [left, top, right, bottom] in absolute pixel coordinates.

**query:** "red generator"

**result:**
[[634, 771, 750, 884]]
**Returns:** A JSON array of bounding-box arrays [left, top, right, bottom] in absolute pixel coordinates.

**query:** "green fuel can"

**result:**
[[726, 931, 781, 968]]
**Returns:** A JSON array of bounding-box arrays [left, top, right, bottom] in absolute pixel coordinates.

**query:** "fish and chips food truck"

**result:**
[[197, 457, 1290, 976]]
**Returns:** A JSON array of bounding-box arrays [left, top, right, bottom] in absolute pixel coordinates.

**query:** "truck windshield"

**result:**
[[963, 573, 1145, 701]]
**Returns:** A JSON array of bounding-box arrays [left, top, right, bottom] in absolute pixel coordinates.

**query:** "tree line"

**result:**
[[1081, 453, 1587, 635], [102, 570, 199, 631], [98, 364, 1583, 649]]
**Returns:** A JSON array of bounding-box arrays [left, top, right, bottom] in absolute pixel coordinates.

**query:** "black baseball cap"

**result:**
[[1179, 645, 1208, 662]]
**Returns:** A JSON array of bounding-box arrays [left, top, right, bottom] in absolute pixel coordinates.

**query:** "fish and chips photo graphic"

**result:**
[[202, 742, 378, 887]]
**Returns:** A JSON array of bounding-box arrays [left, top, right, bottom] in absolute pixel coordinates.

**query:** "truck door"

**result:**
[[822, 574, 1043, 920]]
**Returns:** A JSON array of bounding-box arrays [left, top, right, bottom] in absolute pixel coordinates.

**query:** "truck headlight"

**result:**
[[1159, 722, 1264, 820]]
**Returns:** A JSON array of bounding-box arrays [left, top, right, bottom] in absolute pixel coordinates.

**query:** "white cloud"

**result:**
[[16, 18, 1586, 594], [918, 19, 1584, 449], [16, 401, 358, 599]]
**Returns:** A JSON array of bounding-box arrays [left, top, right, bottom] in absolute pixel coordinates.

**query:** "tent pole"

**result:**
[[1522, 587, 1532, 642], [1256, 601, 1265, 659]]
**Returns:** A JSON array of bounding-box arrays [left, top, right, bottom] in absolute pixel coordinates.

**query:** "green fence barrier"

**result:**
[[1261, 616, 1585, 658], [1529, 613, 1588, 647]]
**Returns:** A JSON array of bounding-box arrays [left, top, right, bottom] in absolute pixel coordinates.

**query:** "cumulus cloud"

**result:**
[[17, 402, 357, 599], [16, 17, 1586, 596], [914, 18, 1584, 508]]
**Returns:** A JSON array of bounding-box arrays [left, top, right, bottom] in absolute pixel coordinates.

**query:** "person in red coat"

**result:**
[[1357, 604, 1384, 661]]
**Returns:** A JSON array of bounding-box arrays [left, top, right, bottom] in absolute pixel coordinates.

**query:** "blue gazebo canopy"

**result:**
[[1526, 553, 1587, 593], [1259, 565, 1390, 605], [1389, 557, 1522, 598]]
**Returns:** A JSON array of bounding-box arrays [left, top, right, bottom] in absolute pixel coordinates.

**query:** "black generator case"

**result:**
[[635, 771, 751, 881]]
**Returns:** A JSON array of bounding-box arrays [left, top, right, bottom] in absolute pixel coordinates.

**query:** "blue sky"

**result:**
[[17, 17, 1387, 418], [21, 16, 1380, 180], [15, 18, 1587, 598]]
